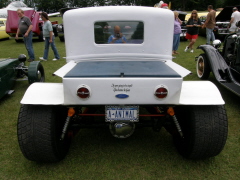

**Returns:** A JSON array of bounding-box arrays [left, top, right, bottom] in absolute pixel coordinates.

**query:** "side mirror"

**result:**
[[213, 39, 221, 48], [18, 54, 27, 62]]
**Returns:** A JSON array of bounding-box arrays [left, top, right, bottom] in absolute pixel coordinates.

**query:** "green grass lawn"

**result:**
[[0, 29, 240, 180]]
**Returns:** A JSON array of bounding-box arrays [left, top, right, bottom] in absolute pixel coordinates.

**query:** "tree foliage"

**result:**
[[223, 0, 239, 6], [0, 0, 10, 8], [0, 0, 236, 11]]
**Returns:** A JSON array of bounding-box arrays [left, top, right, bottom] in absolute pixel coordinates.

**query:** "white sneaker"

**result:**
[[184, 46, 189, 52], [52, 58, 60, 61], [39, 57, 47, 61], [190, 49, 194, 53]]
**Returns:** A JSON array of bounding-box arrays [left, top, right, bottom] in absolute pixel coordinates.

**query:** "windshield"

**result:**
[[94, 21, 144, 44]]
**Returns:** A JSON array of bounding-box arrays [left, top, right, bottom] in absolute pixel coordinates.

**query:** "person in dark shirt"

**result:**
[[15, 9, 35, 62], [184, 10, 201, 53]]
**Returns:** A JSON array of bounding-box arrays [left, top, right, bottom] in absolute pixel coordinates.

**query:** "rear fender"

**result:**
[[197, 45, 229, 82], [20, 82, 224, 105]]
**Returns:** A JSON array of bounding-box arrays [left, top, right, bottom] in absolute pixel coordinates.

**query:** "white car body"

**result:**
[[21, 6, 224, 106], [17, 6, 228, 162]]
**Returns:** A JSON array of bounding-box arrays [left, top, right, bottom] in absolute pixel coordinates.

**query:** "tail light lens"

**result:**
[[77, 85, 90, 99], [155, 86, 168, 99]]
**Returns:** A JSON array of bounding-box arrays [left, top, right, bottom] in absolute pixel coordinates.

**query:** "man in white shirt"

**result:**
[[229, 7, 240, 33]]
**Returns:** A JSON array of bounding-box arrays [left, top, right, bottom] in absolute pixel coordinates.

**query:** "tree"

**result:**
[[24, 0, 35, 8], [0, 0, 10, 8], [2, 0, 228, 12], [35, 0, 65, 12], [223, 0, 238, 6]]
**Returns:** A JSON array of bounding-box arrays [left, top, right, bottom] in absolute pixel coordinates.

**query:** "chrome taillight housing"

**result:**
[[77, 85, 91, 99], [154, 85, 168, 99]]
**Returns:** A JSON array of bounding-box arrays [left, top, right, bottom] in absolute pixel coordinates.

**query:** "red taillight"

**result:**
[[77, 87, 90, 99], [155, 87, 168, 99]]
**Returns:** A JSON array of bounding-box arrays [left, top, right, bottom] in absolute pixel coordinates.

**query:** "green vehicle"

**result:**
[[0, 54, 45, 99]]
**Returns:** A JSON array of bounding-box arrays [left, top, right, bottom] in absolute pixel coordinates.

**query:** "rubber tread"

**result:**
[[17, 105, 70, 162], [174, 105, 228, 159], [28, 61, 45, 84]]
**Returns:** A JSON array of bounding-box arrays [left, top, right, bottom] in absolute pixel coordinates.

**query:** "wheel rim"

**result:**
[[197, 57, 204, 77], [37, 70, 44, 82]]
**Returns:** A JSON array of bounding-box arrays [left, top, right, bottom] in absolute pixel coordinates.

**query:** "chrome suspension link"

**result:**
[[172, 115, 184, 138]]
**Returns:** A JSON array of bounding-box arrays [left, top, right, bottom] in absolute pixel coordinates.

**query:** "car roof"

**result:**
[[64, 6, 174, 62]]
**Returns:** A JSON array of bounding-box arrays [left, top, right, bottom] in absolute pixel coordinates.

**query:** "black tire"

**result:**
[[59, 36, 65, 42], [28, 61, 45, 84], [196, 54, 211, 80], [17, 105, 71, 162], [52, 24, 58, 37], [38, 31, 44, 42], [173, 105, 228, 159], [15, 39, 23, 43], [180, 36, 187, 41]]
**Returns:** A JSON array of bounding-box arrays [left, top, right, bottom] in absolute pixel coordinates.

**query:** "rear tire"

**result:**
[[52, 24, 58, 37], [59, 36, 65, 42], [196, 54, 211, 80], [173, 105, 228, 159], [17, 105, 71, 162], [38, 31, 44, 42], [28, 61, 45, 84], [15, 39, 23, 43]]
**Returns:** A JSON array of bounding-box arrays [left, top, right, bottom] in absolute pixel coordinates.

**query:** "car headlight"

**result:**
[[213, 39, 221, 48]]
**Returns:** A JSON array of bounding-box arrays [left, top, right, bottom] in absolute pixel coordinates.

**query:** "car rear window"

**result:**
[[94, 21, 144, 44]]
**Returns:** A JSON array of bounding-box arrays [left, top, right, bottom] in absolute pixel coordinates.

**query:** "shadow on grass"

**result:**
[[22, 127, 219, 180]]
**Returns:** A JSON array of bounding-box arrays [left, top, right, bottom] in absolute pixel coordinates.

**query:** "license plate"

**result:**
[[105, 106, 139, 122]]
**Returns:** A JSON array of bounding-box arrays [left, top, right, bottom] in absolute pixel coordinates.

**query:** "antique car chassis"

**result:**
[[196, 32, 240, 96], [0, 55, 45, 99], [17, 6, 228, 163]]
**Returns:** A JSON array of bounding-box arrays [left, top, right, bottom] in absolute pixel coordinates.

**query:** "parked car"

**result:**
[[199, 6, 240, 38], [57, 8, 76, 42], [6, 10, 58, 42], [18, 6, 227, 163], [178, 11, 187, 41], [196, 30, 240, 96], [0, 18, 10, 39], [0, 55, 45, 99]]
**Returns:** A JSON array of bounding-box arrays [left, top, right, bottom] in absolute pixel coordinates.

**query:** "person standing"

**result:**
[[184, 10, 201, 53], [172, 11, 182, 55], [229, 7, 240, 33], [15, 9, 35, 62], [202, 5, 216, 45], [39, 12, 60, 61]]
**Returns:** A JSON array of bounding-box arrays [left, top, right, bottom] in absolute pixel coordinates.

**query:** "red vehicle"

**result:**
[[6, 10, 58, 42]]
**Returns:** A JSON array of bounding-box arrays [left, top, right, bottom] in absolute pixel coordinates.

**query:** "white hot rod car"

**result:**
[[17, 6, 228, 163]]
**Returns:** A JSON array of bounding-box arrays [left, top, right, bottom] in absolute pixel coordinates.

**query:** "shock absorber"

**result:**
[[167, 107, 183, 138], [60, 107, 75, 140]]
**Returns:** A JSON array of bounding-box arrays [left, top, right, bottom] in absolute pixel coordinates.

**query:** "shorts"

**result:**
[[186, 33, 198, 39]]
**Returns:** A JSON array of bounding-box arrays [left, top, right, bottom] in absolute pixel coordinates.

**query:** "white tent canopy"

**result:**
[[0, 1, 33, 18]]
